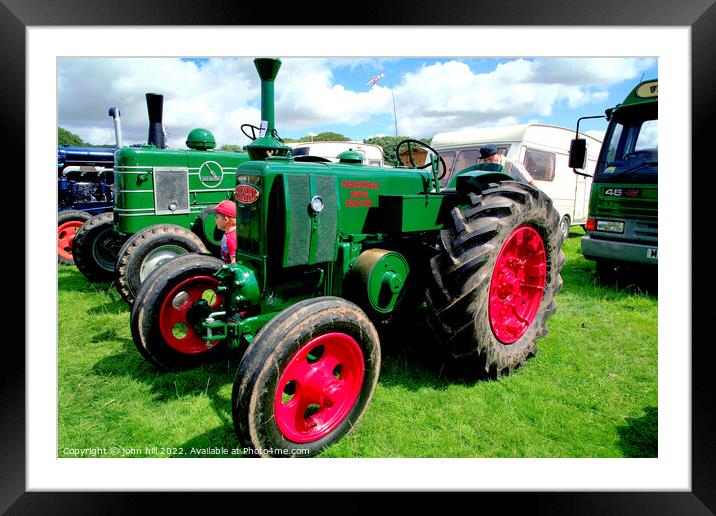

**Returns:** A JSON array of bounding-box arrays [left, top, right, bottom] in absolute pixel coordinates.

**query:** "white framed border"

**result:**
[[29, 26, 690, 491]]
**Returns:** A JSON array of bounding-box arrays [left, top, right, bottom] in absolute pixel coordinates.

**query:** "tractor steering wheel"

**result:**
[[395, 139, 448, 180], [241, 124, 260, 141], [241, 124, 285, 143]]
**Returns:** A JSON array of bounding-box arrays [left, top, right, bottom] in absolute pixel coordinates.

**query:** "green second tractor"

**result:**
[[131, 58, 565, 457], [71, 93, 251, 304]]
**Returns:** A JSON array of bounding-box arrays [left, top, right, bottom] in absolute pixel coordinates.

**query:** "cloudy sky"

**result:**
[[58, 57, 657, 148]]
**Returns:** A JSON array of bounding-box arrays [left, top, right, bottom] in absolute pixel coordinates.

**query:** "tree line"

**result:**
[[58, 128, 430, 167]]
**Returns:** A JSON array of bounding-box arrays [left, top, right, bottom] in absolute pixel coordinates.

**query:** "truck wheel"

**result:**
[[232, 297, 380, 457], [72, 212, 126, 282], [57, 210, 92, 265], [130, 253, 227, 370], [425, 182, 564, 378], [115, 224, 209, 305]]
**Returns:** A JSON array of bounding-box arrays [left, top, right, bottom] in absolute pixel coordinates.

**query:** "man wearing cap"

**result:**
[[208, 200, 237, 264], [479, 144, 537, 188]]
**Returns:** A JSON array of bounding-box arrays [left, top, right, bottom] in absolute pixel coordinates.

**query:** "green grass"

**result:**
[[58, 228, 657, 458]]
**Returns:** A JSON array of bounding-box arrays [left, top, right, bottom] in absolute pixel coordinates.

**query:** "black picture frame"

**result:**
[[5, 0, 713, 512]]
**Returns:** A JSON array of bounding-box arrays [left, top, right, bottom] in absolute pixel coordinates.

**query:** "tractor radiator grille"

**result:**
[[285, 175, 312, 267], [314, 175, 337, 263], [154, 167, 190, 215]]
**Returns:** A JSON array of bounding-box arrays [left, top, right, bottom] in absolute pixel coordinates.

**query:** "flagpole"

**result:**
[[368, 72, 398, 138]]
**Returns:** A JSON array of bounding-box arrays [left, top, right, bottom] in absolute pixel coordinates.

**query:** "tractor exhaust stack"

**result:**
[[145, 93, 166, 149], [108, 107, 123, 148], [246, 58, 290, 160]]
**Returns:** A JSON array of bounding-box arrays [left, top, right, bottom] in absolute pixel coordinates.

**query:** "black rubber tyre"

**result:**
[[425, 181, 565, 379], [57, 210, 92, 265], [115, 224, 209, 305], [131, 253, 227, 370], [72, 212, 126, 282], [232, 297, 380, 458], [192, 207, 223, 256]]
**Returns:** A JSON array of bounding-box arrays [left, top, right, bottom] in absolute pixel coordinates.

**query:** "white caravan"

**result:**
[[287, 141, 385, 167], [431, 124, 601, 236]]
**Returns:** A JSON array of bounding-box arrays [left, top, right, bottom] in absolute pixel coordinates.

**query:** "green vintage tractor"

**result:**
[[72, 93, 252, 304], [131, 58, 565, 457]]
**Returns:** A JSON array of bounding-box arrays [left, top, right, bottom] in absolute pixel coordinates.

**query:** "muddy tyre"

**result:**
[[232, 297, 380, 457], [425, 181, 565, 378], [130, 253, 226, 370], [72, 212, 126, 282], [57, 210, 92, 265], [115, 224, 209, 305]]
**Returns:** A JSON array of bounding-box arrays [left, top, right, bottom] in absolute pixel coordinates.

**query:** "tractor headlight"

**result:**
[[168, 201, 178, 212], [309, 196, 324, 214]]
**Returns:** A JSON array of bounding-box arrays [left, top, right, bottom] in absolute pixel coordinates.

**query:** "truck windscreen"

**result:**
[[595, 106, 657, 184]]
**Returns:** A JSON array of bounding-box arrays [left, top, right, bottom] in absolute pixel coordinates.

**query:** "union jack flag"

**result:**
[[366, 72, 385, 88]]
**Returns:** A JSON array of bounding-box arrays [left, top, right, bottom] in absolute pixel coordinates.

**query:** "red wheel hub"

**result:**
[[489, 225, 547, 344], [57, 221, 84, 261], [158, 276, 224, 354], [274, 333, 365, 443]]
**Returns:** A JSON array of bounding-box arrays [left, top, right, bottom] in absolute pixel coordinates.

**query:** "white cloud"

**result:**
[[59, 57, 656, 146], [391, 58, 656, 137]]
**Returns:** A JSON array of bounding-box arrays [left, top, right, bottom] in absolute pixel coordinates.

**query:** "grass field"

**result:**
[[57, 228, 658, 458]]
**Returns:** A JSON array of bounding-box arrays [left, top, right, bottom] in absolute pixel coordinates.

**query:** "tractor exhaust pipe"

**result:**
[[245, 58, 290, 161], [108, 107, 123, 148], [254, 58, 282, 133], [145, 93, 166, 149]]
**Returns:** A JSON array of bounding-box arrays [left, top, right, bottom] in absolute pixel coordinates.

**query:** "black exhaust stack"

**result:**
[[146, 93, 166, 149]]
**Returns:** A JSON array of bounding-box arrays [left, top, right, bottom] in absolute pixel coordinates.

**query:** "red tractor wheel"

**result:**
[[425, 181, 564, 378], [57, 210, 92, 265], [130, 253, 227, 370], [232, 297, 380, 457]]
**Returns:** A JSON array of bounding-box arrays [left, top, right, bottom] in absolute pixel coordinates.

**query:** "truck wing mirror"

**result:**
[[569, 139, 587, 169]]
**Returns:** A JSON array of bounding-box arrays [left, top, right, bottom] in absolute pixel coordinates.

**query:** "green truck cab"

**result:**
[[570, 79, 658, 273]]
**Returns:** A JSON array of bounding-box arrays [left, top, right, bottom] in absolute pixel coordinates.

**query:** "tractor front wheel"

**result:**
[[130, 253, 227, 370], [72, 212, 126, 282], [425, 181, 564, 378], [115, 224, 209, 305], [232, 297, 380, 457], [57, 210, 92, 265]]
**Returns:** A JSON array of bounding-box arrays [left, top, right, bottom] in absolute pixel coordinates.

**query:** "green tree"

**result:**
[[364, 135, 431, 166], [219, 144, 243, 152], [314, 132, 349, 142], [58, 127, 86, 146]]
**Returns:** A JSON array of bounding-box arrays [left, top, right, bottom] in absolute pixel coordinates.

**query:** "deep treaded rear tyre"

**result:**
[[115, 224, 209, 305], [425, 181, 565, 378], [131, 253, 227, 370], [72, 212, 126, 282], [57, 210, 92, 265], [232, 297, 380, 457]]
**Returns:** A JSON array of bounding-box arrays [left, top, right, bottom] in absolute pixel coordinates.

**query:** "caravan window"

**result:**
[[454, 149, 480, 173], [523, 148, 556, 182]]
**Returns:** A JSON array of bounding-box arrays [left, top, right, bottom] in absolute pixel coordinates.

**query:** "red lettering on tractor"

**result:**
[[341, 180, 379, 190], [346, 199, 373, 208]]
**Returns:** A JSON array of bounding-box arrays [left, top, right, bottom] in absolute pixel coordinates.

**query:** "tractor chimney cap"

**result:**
[[337, 149, 364, 164], [186, 128, 216, 150]]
